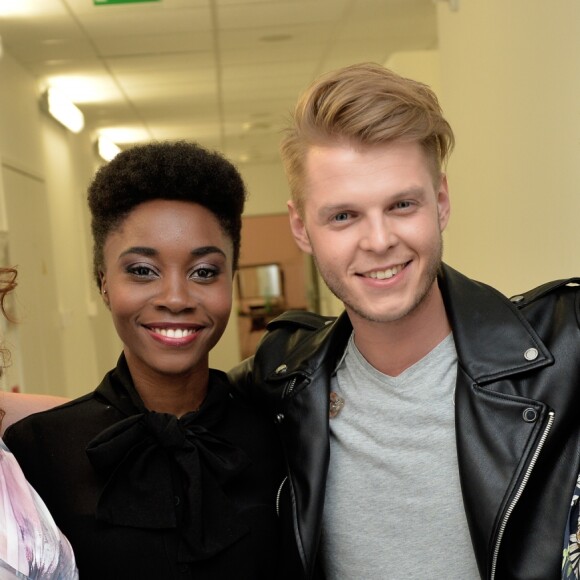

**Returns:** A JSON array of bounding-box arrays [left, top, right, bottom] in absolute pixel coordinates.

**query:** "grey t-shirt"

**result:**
[[320, 333, 479, 579]]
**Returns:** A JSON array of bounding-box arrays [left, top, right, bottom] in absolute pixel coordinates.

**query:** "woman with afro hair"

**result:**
[[4, 141, 282, 579]]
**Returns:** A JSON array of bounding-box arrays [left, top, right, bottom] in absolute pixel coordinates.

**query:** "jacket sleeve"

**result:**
[[227, 355, 257, 404], [228, 310, 342, 418]]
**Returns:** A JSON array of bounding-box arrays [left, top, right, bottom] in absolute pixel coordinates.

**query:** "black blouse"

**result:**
[[4, 355, 282, 579]]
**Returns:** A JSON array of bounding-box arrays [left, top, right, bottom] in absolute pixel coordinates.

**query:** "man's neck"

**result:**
[[348, 283, 451, 377]]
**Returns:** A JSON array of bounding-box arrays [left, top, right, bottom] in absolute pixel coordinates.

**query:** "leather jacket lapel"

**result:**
[[439, 264, 553, 382]]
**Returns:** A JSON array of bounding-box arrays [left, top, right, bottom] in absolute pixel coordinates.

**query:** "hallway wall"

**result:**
[[437, 0, 580, 296], [1, 51, 103, 397]]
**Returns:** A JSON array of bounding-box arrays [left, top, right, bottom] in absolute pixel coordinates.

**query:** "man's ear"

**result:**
[[288, 200, 313, 255], [437, 174, 451, 232]]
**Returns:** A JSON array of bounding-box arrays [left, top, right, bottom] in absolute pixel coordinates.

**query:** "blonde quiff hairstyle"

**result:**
[[280, 62, 455, 216]]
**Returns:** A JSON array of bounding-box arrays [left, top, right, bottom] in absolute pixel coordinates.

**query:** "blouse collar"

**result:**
[[86, 354, 251, 562]]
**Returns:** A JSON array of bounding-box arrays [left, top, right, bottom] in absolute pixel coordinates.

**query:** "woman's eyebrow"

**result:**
[[191, 246, 226, 258], [118, 246, 226, 259], [119, 246, 156, 258]]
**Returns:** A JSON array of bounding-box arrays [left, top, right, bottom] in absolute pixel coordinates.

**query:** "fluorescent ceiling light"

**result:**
[[41, 87, 85, 133], [98, 127, 149, 144], [97, 135, 121, 162], [0, 0, 38, 17]]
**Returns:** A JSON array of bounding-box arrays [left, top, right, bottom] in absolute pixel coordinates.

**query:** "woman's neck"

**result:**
[[124, 355, 210, 417]]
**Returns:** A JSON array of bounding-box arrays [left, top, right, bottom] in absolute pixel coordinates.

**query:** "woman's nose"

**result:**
[[154, 275, 194, 312]]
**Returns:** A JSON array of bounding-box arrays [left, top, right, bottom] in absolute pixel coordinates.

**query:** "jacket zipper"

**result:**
[[282, 376, 298, 399], [490, 410, 555, 579], [276, 476, 288, 516]]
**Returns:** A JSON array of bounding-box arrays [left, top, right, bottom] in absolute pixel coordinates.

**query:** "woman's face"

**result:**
[[100, 199, 234, 386]]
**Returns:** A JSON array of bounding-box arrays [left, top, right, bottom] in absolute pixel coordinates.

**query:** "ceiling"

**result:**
[[0, 0, 437, 164]]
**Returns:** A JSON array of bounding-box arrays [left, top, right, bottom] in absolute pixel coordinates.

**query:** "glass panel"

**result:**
[[237, 264, 283, 300]]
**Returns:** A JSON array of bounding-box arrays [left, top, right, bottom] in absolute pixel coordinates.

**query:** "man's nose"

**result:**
[[359, 216, 395, 253]]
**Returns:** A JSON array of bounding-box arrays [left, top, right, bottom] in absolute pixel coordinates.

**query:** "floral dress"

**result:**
[[0, 439, 78, 579], [563, 473, 580, 579]]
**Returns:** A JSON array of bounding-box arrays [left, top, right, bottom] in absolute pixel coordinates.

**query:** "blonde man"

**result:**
[[232, 63, 580, 580]]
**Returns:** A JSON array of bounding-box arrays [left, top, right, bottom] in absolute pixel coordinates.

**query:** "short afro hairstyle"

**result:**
[[88, 140, 247, 287]]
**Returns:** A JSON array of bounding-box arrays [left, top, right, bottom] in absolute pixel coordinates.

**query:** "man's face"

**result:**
[[288, 140, 450, 327]]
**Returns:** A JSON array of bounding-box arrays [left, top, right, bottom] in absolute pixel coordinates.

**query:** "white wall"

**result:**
[[386, 49, 442, 97], [239, 160, 290, 217], [1, 163, 66, 394], [437, 0, 580, 296], [1, 52, 69, 395], [0, 51, 114, 397], [40, 117, 112, 396]]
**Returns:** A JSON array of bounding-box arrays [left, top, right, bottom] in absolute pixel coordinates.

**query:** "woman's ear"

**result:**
[[99, 272, 110, 309]]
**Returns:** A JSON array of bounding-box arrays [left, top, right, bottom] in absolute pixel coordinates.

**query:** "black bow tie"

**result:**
[[86, 408, 251, 562]]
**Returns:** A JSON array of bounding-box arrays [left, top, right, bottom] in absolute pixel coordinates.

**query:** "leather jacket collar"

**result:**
[[438, 264, 553, 382], [267, 263, 554, 385]]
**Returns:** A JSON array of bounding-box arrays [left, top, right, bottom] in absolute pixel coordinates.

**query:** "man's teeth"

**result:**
[[152, 328, 195, 338], [368, 265, 404, 280]]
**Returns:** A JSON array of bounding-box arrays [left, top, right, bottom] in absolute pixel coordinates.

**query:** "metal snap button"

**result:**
[[275, 413, 285, 423], [524, 348, 538, 361], [275, 364, 288, 374], [511, 295, 524, 303], [522, 407, 538, 422]]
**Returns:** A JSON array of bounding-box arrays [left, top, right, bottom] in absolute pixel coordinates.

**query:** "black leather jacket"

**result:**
[[230, 264, 580, 579]]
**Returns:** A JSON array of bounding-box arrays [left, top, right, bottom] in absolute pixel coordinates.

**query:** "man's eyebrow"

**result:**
[[389, 186, 428, 200], [318, 203, 349, 214]]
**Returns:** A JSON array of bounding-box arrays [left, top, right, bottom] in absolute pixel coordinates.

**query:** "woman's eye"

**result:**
[[127, 265, 156, 277], [192, 266, 218, 281]]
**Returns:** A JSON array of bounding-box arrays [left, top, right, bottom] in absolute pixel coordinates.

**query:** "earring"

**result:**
[[102, 289, 107, 295]]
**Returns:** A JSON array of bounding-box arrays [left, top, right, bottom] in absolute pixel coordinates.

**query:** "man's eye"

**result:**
[[333, 212, 350, 222], [394, 200, 413, 210]]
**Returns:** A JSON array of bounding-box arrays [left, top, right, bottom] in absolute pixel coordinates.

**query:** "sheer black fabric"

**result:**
[[4, 355, 282, 579]]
